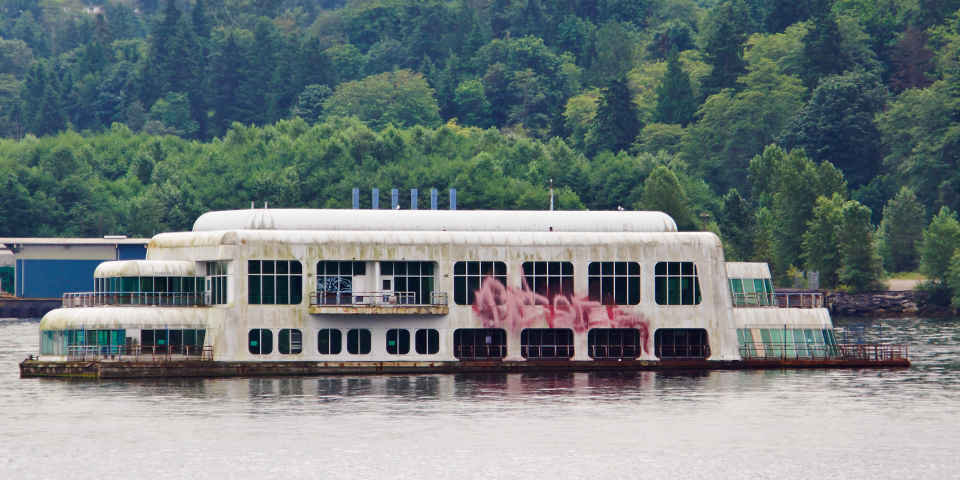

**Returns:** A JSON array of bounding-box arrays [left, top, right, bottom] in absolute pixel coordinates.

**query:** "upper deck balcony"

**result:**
[[731, 292, 825, 308], [308, 291, 449, 314]]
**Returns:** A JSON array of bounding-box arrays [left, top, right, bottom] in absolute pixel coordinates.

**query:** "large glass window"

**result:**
[[317, 261, 366, 304], [588, 262, 640, 305], [141, 329, 206, 354], [386, 329, 410, 355], [654, 262, 702, 305], [279, 329, 303, 355], [318, 329, 343, 355], [587, 328, 641, 359], [249, 260, 303, 305], [729, 278, 775, 306], [654, 328, 708, 359], [95, 277, 202, 293], [347, 329, 372, 355], [415, 329, 440, 355], [454, 261, 507, 305], [453, 328, 507, 360], [248, 329, 273, 355], [381, 261, 435, 304], [520, 328, 574, 359], [737, 328, 838, 358], [521, 262, 573, 303], [206, 261, 228, 305]]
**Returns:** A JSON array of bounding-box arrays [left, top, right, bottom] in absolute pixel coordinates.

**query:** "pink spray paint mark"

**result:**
[[471, 275, 650, 353]]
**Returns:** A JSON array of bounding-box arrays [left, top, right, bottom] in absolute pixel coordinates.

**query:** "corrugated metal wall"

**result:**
[[14, 244, 148, 298], [16, 259, 102, 298], [117, 244, 147, 260]]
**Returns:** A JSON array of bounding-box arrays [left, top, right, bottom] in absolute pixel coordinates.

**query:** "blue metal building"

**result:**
[[1, 238, 150, 299]]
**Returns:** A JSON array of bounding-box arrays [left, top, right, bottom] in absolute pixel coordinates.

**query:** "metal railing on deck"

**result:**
[[310, 291, 448, 307], [731, 292, 824, 308], [63, 292, 205, 307], [66, 345, 213, 362], [454, 345, 507, 360], [739, 343, 907, 361]]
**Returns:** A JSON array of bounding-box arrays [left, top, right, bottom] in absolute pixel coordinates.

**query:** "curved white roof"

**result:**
[[151, 230, 721, 249], [192, 209, 677, 233], [40, 307, 209, 330], [94, 260, 196, 278]]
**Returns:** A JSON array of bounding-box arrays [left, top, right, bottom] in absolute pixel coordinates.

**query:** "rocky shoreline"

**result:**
[[779, 288, 956, 317]]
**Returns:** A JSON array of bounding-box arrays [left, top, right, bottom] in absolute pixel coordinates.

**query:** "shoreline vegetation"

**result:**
[[1, 1, 960, 306]]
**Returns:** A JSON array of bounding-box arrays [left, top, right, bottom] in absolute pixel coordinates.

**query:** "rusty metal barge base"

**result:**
[[19, 358, 910, 379]]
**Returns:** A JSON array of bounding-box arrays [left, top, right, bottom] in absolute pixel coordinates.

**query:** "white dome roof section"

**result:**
[[192, 209, 678, 233]]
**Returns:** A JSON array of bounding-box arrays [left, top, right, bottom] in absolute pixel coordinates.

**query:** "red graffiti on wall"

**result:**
[[471, 276, 650, 353]]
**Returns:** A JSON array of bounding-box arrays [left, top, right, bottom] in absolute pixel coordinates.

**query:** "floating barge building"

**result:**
[[20, 209, 908, 378]]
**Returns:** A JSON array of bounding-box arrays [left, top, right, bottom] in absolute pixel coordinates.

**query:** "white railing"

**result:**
[[310, 291, 448, 307], [63, 292, 205, 307], [731, 292, 824, 308], [66, 345, 213, 361]]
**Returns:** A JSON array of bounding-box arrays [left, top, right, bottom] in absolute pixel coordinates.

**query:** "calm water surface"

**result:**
[[1, 317, 958, 479]]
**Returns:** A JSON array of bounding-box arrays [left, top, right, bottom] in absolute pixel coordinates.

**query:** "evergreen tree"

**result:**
[[881, 187, 925, 273], [205, 32, 244, 137], [21, 61, 46, 134], [639, 166, 697, 230], [801, 0, 849, 88], [920, 207, 960, 280], [653, 47, 697, 126], [778, 69, 888, 189], [269, 34, 303, 123], [192, 0, 211, 39], [699, 0, 751, 95], [586, 77, 641, 154], [236, 18, 279, 125], [35, 73, 68, 136], [838, 200, 885, 292], [802, 193, 844, 288], [720, 188, 754, 261]]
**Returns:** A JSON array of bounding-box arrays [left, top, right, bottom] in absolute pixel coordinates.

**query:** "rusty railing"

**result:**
[[310, 291, 448, 307], [66, 345, 213, 362], [63, 292, 205, 308], [739, 343, 907, 361], [731, 292, 824, 308], [453, 345, 507, 360]]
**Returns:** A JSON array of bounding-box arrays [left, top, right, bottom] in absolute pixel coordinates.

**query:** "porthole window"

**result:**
[[318, 329, 343, 355], [386, 329, 410, 355], [248, 329, 273, 355], [278, 328, 302, 355], [347, 329, 371, 355]]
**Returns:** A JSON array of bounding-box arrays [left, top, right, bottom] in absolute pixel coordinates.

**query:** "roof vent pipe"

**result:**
[[431, 189, 437, 210], [391, 189, 399, 210], [411, 189, 418, 210], [264, 201, 268, 209], [251, 201, 254, 209], [450, 189, 457, 210], [352, 188, 360, 209], [372, 188, 379, 210]]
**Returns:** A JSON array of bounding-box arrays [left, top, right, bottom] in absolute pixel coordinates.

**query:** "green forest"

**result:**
[[3, 0, 960, 297]]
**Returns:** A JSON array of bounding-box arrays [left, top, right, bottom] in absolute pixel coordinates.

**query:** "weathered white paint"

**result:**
[[39, 209, 835, 365], [95, 260, 197, 278], [725, 262, 772, 279], [192, 209, 679, 233]]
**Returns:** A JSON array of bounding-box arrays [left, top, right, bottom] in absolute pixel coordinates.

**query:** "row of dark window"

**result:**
[[245, 260, 700, 307], [249, 328, 440, 355], [246, 328, 709, 360]]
